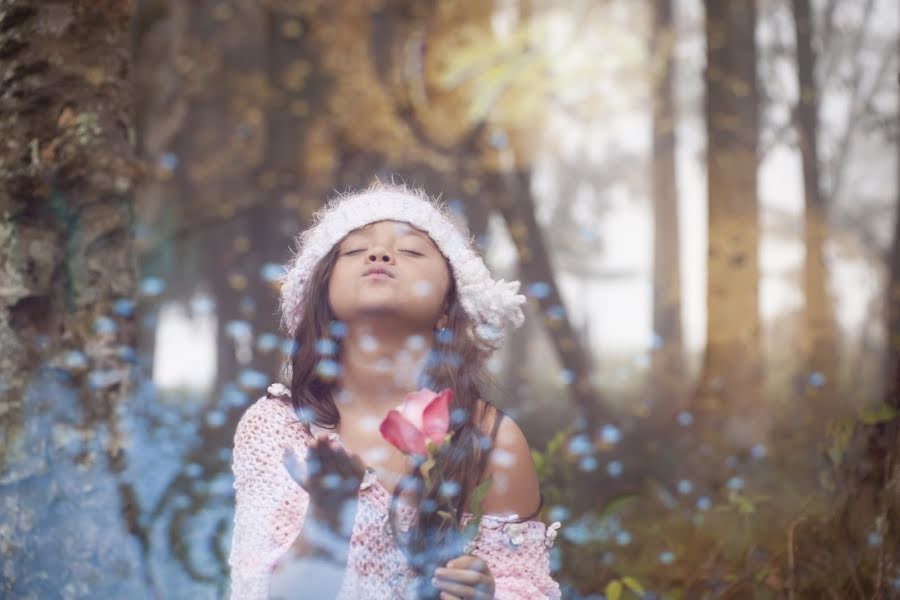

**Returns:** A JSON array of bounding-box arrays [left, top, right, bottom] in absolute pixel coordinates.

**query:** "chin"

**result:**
[[342, 306, 440, 327]]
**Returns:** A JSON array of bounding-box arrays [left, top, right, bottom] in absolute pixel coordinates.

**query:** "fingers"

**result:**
[[439, 593, 461, 600], [308, 435, 340, 478], [314, 436, 340, 477], [306, 434, 365, 490], [444, 555, 488, 573], [434, 567, 483, 585], [346, 451, 366, 478], [433, 556, 494, 599], [316, 434, 366, 478], [314, 440, 351, 494], [330, 445, 359, 480], [431, 577, 488, 599]]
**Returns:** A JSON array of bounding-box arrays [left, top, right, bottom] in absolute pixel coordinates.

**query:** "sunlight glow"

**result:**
[[153, 297, 217, 393]]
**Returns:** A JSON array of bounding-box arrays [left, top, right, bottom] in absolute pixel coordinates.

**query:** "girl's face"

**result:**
[[327, 220, 452, 329]]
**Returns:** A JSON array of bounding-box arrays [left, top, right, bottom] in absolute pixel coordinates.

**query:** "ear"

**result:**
[[435, 314, 449, 330]]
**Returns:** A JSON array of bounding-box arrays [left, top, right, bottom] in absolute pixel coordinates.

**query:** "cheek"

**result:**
[[410, 264, 451, 307], [437, 264, 452, 299], [326, 270, 350, 316]]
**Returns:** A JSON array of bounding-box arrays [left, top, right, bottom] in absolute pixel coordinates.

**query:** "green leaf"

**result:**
[[421, 457, 435, 480], [599, 492, 640, 519], [531, 449, 546, 478], [622, 576, 645, 595], [736, 498, 755, 515], [857, 403, 899, 425], [546, 429, 570, 457], [605, 580, 623, 600]]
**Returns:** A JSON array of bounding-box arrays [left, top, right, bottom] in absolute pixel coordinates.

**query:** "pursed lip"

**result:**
[[363, 266, 395, 278]]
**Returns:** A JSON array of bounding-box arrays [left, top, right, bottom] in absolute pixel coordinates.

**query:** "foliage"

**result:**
[[532, 384, 900, 597]]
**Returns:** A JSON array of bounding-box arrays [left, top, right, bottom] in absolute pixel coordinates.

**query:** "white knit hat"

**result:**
[[277, 182, 526, 351]]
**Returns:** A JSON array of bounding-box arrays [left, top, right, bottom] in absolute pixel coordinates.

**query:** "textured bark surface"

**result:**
[[0, 0, 139, 445], [0, 1, 145, 596], [696, 0, 763, 446]]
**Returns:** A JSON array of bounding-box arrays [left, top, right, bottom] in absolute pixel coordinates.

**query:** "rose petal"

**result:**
[[422, 388, 452, 445], [380, 409, 427, 455], [397, 389, 438, 431]]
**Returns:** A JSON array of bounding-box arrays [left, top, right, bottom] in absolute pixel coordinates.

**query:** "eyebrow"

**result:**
[[402, 228, 435, 244], [347, 224, 438, 248]]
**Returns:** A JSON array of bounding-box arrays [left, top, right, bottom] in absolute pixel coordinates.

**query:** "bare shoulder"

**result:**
[[476, 404, 541, 519]]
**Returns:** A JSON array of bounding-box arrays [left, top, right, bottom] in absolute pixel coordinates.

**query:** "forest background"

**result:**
[[0, 0, 898, 598]]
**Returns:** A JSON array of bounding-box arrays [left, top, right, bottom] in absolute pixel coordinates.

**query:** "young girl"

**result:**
[[228, 182, 562, 599]]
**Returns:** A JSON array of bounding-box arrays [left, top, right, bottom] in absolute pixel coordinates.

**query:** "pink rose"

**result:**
[[379, 388, 453, 456]]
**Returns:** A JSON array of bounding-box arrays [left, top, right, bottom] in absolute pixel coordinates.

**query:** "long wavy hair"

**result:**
[[284, 240, 504, 582]]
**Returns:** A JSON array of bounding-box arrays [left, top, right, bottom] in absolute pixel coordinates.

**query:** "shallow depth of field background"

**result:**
[[1, 0, 898, 598]]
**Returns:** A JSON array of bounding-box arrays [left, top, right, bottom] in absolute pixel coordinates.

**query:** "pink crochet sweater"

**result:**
[[228, 389, 563, 599]]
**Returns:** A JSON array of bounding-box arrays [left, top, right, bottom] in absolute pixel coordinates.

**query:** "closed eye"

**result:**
[[402, 250, 424, 256], [343, 249, 365, 255]]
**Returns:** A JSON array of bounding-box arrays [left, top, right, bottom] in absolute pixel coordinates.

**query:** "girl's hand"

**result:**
[[432, 554, 495, 599], [283, 433, 367, 527]]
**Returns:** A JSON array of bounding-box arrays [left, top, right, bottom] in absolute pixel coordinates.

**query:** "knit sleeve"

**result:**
[[468, 518, 562, 600], [228, 397, 310, 600]]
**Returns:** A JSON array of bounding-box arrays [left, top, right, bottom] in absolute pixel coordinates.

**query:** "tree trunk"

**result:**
[[695, 0, 763, 447], [0, 0, 150, 595], [649, 0, 687, 418], [792, 0, 838, 393], [487, 170, 610, 431], [888, 29, 900, 407], [137, 3, 336, 581]]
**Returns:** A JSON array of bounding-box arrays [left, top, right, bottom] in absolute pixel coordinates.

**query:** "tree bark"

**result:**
[[649, 0, 687, 417], [0, 0, 150, 595], [0, 0, 139, 445], [888, 28, 900, 407], [696, 0, 763, 447], [792, 0, 838, 393]]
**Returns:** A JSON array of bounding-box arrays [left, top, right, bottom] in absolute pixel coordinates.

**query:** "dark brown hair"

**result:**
[[284, 240, 506, 582]]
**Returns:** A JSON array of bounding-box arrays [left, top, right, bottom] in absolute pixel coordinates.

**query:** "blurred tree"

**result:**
[[487, 168, 609, 429], [649, 0, 687, 416], [884, 12, 900, 390], [883, 9, 899, 393], [696, 0, 764, 446], [791, 0, 838, 392], [756, 0, 896, 399], [133, 1, 339, 582], [891, 68, 900, 403]]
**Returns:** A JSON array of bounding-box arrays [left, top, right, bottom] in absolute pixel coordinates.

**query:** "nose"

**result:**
[[367, 245, 393, 263]]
